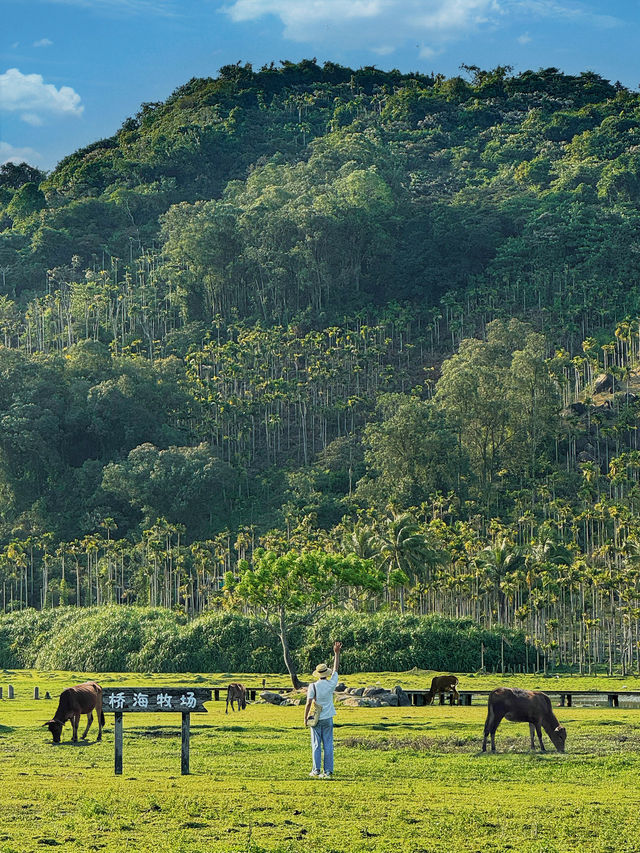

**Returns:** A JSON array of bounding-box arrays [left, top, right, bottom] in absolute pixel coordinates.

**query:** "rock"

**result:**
[[568, 402, 587, 416], [363, 686, 386, 697], [577, 451, 596, 463], [283, 696, 306, 706], [342, 697, 377, 708], [614, 391, 638, 405], [352, 687, 365, 697], [392, 686, 411, 707], [378, 692, 399, 706], [593, 373, 615, 394], [336, 682, 347, 692], [260, 691, 285, 705]]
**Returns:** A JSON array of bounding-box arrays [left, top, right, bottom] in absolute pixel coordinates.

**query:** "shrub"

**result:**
[[0, 606, 532, 673]]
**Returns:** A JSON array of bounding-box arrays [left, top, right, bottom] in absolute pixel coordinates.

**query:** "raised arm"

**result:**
[[333, 641, 342, 673]]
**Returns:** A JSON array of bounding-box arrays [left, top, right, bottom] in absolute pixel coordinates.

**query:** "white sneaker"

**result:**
[[309, 770, 320, 777], [320, 772, 333, 779]]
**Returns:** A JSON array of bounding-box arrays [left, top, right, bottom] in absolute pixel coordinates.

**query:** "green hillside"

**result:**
[[2, 61, 640, 673]]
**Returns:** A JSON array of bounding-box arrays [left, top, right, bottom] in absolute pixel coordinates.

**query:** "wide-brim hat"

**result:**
[[313, 662, 331, 679]]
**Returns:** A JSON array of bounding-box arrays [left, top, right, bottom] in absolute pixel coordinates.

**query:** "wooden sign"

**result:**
[[103, 686, 212, 776], [103, 687, 211, 714]]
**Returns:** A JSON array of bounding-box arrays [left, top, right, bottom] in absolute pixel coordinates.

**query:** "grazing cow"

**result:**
[[226, 682, 247, 713], [482, 687, 567, 753], [426, 675, 459, 705], [45, 681, 104, 744]]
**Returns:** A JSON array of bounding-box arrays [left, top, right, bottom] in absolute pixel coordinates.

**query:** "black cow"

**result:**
[[226, 682, 247, 713], [482, 687, 567, 753], [45, 681, 104, 743]]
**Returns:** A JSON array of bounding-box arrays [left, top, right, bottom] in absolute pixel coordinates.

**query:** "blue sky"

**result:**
[[2, 0, 640, 171]]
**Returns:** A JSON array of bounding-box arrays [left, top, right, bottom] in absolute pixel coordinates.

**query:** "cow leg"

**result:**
[[482, 709, 494, 751], [483, 710, 504, 752], [225, 696, 229, 714], [529, 723, 536, 749], [97, 710, 103, 742], [81, 711, 93, 739], [536, 723, 545, 751], [490, 716, 505, 753], [71, 712, 80, 742]]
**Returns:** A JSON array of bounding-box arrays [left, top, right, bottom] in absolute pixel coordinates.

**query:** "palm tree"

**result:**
[[373, 510, 444, 614], [479, 537, 526, 625]]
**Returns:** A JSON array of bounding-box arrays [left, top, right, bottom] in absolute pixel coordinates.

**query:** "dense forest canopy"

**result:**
[[3, 60, 640, 672]]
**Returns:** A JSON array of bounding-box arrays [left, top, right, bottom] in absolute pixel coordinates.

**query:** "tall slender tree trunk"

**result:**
[[279, 608, 302, 689]]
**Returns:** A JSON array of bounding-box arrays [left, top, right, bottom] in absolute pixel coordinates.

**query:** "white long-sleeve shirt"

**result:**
[[309, 671, 339, 720]]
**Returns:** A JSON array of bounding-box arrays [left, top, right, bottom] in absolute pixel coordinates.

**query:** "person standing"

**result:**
[[305, 640, 342, 779]]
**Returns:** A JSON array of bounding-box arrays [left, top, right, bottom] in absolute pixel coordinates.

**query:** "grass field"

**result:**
[[2, 670, 640, 852]]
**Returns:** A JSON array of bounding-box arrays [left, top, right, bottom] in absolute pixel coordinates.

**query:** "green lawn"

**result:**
[[2, 671, 640, 852]]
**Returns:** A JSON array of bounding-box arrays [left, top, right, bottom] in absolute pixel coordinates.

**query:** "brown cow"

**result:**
[[45, 681, 104, 743], [426, 675, 459, 705], [226, 682, 247, 713], [482, 687, 567, 753]]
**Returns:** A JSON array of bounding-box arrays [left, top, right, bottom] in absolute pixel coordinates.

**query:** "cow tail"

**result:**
[[100, 710, 105, 726]]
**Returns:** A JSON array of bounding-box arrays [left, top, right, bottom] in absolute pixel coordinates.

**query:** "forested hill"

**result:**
[[2, 60, 640, 325], [3, 62, 640, 673]]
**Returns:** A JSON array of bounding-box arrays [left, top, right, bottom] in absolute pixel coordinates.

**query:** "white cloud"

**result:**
[[21, 112, 45, 126], [511, 0, 620, 28], [223, 0, 621, 51], [0, 141, 43, 165], [223, 0, 502, 47], [517, 31, 532, 43], [0, 69, 83, 122], [41, 0, 176, 13], [371, 44, 396, 56], [419, 45, 444, 59], [33, 38, 54, 48]]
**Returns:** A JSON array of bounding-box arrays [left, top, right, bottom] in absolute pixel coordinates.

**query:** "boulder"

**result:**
[[593, 373, 615, 394], [352, 687, 365, 697], [336, 682, 347, 692], [392, 686, 411, 707], [282, 694, 307, 706], [341, 697, 377, 708], [615, 391, 638, 405], [593, 402, 612, 415], [378, 692, 399, 706], [568, 402, 587, 416], [260, 691, 285, 705], [363, 686, 386, 697]]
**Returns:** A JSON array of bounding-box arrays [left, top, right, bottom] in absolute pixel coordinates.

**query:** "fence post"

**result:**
[[114, 712, 123, 775], [181, 712, 190, 775], [34, 687, 39, 700], [8, 685, 14, 699]]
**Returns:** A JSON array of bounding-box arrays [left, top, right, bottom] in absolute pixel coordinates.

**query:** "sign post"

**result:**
[[103, 687, 212, 776]]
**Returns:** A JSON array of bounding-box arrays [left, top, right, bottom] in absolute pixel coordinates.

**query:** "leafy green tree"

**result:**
[[225, 549, 387, 687], [361, 393, 466, 507], [102, 442, 237, 539]]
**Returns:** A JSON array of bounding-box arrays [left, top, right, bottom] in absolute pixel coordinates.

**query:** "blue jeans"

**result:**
[[310, 718, 334, 773]]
